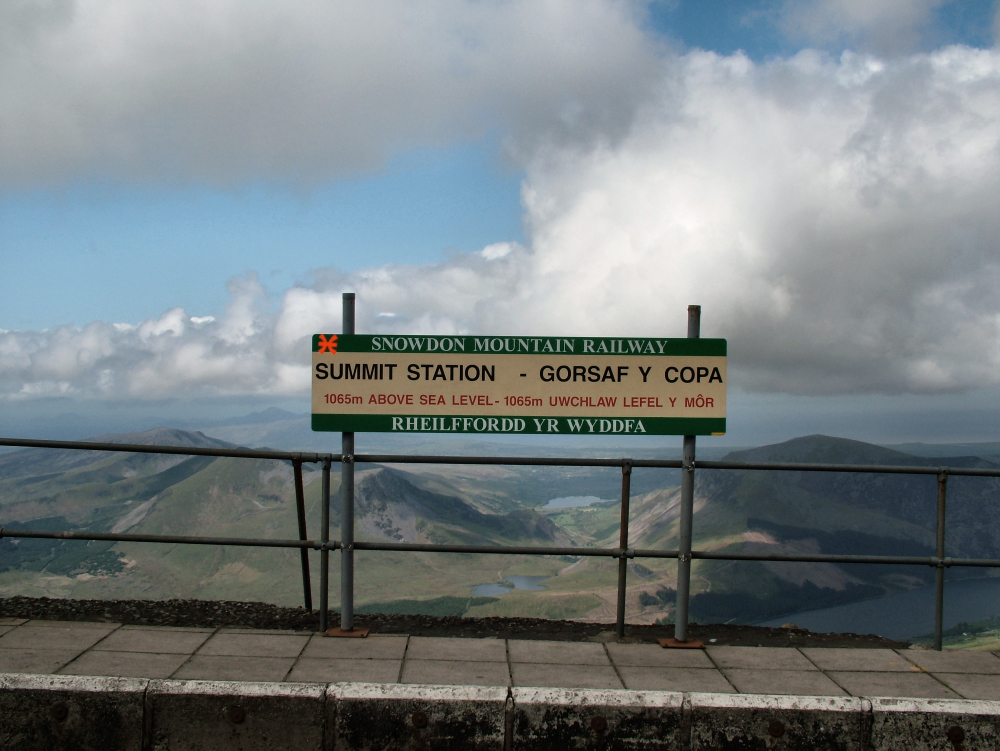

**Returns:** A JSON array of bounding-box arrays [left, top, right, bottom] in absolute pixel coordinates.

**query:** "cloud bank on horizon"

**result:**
[[3, 0, 1000, 402]]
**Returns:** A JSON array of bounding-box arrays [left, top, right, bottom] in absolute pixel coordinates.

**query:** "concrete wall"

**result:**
[[1, 673, 998, 750]]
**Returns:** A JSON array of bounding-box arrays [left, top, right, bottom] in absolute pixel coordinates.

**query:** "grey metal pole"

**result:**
[[292, 459, 313, 611], [319, 458, 331, 632], [934, 470, 948, 651], [615, 460, 633, 638], [341, 292, 356, 631], [674, 305, 700, 643]]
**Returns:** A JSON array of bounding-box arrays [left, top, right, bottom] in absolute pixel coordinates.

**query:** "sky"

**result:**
[[3, 0, 1000, 447]]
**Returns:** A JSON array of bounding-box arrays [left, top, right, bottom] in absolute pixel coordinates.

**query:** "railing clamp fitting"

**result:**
[[684, 460, 696, 473], [938, 469, 948, 483], [622, 459, 632, 476], [679, 553, 691, 563], [343, 454, 355, 465]]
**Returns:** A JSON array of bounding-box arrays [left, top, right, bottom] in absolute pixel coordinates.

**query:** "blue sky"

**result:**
[[2, 0, 1000, 446]]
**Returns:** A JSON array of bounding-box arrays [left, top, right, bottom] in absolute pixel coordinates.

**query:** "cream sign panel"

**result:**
[[311, 335, 726, 436]]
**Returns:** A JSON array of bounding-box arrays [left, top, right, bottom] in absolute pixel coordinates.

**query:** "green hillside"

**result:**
[[2, 430, 998, 627]]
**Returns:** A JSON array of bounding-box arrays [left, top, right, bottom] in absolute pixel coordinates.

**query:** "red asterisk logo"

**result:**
[[317, 334, 338, 353]]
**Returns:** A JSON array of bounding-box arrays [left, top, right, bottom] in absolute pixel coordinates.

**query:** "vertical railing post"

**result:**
[[934, 469, 948, 651], [616, 459, 633, 638], [319, 457, 331, 632], [292, 458, 313, 612], [340, 292, 356, 632], [674, 305, 700, 643]]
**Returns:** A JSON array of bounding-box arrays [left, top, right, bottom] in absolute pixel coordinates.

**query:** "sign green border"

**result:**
[[313, 334, 726, 357], [312, 414, 725, 436]]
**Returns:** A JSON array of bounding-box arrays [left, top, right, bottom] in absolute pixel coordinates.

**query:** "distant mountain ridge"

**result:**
[[2, 428, 999, 629]]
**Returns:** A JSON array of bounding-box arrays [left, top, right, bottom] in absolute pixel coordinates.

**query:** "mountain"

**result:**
[[0, 428, 578, 610], [3, 428, 999, 629], [650, 435, 1000, 624]]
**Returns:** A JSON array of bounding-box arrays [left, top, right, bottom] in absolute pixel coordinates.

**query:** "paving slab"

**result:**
[[171, 655, 296, 682], [118, 624, 214, 633], [196, 632, 309, 658], [606, 642, 714, 668], [300, 634, 407, 660], [802, 647, 916, 672], [0, 623, 118, 651], [23, 619, 120, 629], [401, 659, 511, 687], [828, 670, 961, 699], [508, 639, 610, 665], [900, 649, 1000, 673], [0, 647, 83, 674], [0, 618, 27, 626], [216, 627, 309, 635], [707, 645, 818, 670], [406, 636, 506, 662], [92, 627, 212, 654], [286, 657, 402, 684], [511, 662, 623, 689], [617, 666, 735, 692], [723, 668, 848, 696], [58, 650, 189, 679], [931, 672, 1000, 700]]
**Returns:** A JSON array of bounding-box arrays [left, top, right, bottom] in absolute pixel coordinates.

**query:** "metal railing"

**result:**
[[3, 436, 1000, 650]]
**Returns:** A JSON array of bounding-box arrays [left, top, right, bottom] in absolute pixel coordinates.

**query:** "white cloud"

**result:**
[[3, 46, 1000, 401], [779, 0, 951, 54], [0, 0, 658, 188]]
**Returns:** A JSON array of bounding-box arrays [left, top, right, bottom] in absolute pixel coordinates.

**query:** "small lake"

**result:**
[[543, 495, 610, 509], [756, 576, 1000, 640], [471, 575, 550, 597]]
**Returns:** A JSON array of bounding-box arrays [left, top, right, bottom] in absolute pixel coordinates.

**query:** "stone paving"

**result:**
[[3, 616, 1000, 699]]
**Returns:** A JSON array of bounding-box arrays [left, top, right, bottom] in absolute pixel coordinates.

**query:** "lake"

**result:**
[[471, 575, 550, 597], [756, 576, 1000, 640], [543, 495, 609, 509]]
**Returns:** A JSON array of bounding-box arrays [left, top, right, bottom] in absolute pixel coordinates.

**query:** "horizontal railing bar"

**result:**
[[0, 437, 335, 463], [360, 454, 659, 468], [695, 460, 1000, 477], [353, 540, 619, 556], [6, 525, 1000, 570], [4, 437, 1000, 477], [363, 454, 1000, 477], [0, 527, 339, 550]]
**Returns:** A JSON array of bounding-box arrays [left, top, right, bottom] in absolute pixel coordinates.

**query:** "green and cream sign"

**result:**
[[311, 335, 726, 435]]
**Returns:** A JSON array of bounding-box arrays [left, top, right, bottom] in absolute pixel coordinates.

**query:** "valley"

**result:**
[[2, 419, 999, 638]]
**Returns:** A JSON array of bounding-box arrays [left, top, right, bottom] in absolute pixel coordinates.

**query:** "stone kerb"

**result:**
[[511, 687, 683, 750], [146, 679, 326, 751], [0, 673, 146, 751], [870, 697, 1000, 751], [331, 682, 508, 751], [688, 693, 865, 751], [4, 673, 1000, 750]]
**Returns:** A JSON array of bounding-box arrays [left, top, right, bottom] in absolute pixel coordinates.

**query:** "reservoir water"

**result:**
[[756, 576, 1000, 640], [471, 575, 550, 597], [543, 495, 609, 509]]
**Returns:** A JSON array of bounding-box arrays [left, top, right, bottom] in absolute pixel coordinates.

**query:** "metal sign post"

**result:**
[[663, 305, 703, 648]]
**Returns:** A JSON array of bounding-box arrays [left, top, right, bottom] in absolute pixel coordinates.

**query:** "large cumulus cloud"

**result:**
[[0, 0, 659, 187], [3, 46, 1000, 400]]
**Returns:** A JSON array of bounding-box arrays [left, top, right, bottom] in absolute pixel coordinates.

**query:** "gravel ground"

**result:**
[[0, 596, 911, 649]]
